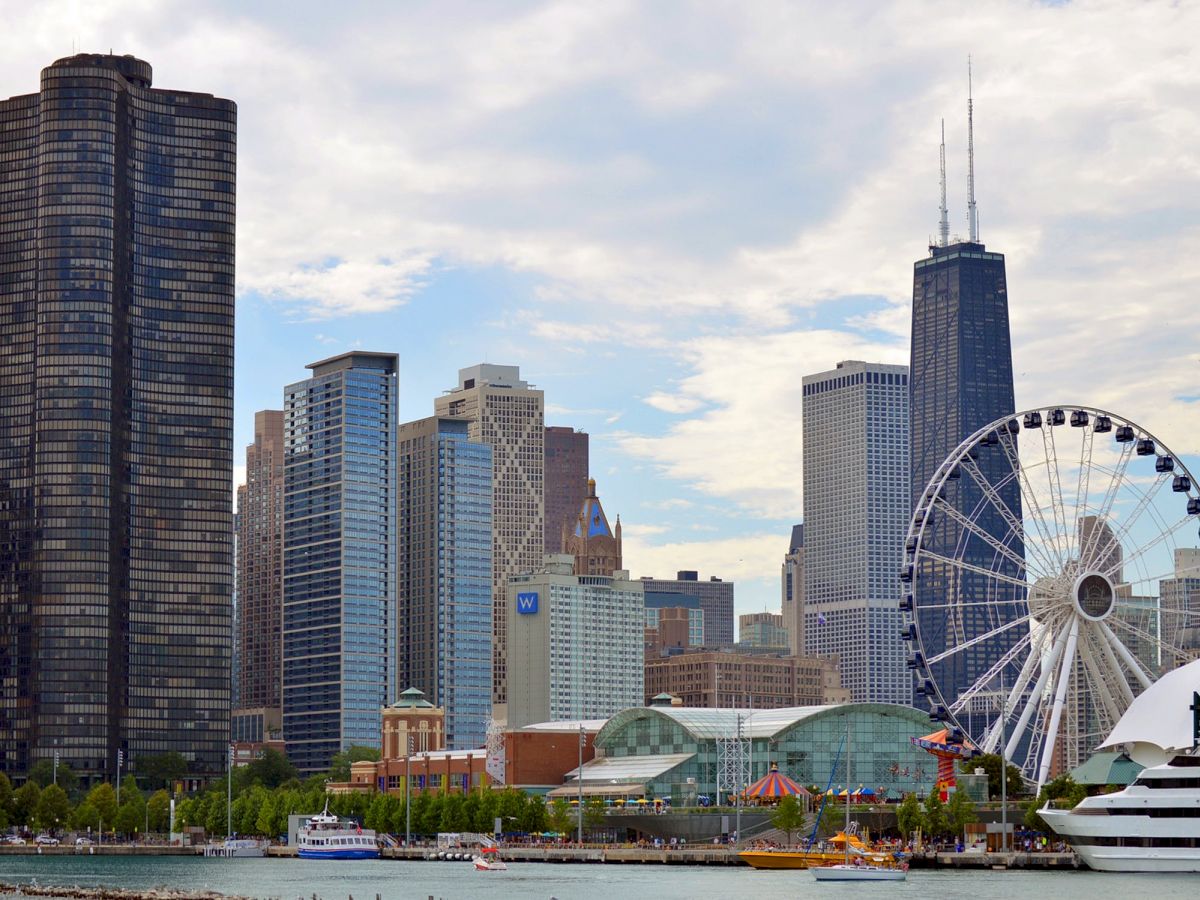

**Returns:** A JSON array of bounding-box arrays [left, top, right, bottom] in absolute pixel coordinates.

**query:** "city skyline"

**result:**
[[3, 4, 1199, 620]]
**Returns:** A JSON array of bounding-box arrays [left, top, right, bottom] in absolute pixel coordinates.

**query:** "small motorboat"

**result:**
[[472, 846, 508, 871]]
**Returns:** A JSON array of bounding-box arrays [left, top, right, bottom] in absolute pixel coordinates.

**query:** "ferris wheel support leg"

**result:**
[[1036, 618, 1080, 791], [1005, 622, 1070, 762], [1099, 621, 1154, 692], [983, 628, 1046, 754], [1095, 624, 1136, 707]]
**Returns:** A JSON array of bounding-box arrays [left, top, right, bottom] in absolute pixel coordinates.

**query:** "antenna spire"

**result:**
[[938, 119, 949, 247], [967, 56, 978, 242]]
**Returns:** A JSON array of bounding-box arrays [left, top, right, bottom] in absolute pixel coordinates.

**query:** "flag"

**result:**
[[817, 613, 826, 625]]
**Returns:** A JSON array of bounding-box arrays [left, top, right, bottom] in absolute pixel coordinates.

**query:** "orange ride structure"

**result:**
[[911, 727, 980, 801]]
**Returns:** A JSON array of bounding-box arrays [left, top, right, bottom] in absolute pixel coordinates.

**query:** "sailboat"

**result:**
[[812, 727, 907, 882]]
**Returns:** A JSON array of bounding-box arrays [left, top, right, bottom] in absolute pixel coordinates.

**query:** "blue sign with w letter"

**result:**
[[516, 592, 539, 615]]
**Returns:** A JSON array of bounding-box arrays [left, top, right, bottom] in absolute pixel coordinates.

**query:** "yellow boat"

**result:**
[[739, 833, 902, 870]]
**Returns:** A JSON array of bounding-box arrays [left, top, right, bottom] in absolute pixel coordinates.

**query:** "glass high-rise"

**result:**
[[910, 240, 1022, 708], [398, 416, 493, 750], [283, 353, 397, 774], [0, 53, 236, 780], [802, 360, 910, 704]]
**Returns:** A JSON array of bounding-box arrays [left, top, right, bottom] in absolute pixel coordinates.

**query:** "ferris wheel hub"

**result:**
[[1072, 571, 1116, 621]]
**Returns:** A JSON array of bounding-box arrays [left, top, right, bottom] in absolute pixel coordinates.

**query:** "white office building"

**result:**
[[802, 360, 911, 704], [506, 556, 644, 729]]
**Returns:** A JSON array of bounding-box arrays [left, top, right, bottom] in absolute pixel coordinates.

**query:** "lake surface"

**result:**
[[0, 855, 1198, 900]]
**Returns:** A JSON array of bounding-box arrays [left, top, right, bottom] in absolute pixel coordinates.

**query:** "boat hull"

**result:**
[[812, 864, 906, 881], [738, 850, 853, 870], [298, 848, 380, 860]]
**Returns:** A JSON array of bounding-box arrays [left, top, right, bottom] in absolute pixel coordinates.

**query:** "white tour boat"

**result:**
[[1041, 754, 1200, 872], [203, 837, 268, 858], [297, 803, 380, 860]]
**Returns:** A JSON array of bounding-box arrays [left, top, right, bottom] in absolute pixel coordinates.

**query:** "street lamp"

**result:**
[[405, 735, 413, 848], [577, 723, 585, 845]]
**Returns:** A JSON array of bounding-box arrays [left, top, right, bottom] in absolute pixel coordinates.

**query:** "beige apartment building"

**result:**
[[435, 365, 545, 709]]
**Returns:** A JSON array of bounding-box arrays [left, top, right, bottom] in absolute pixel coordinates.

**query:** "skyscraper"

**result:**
[[283, 353, 397, 774], [236, 411, 284, 715], [802, 360, 910, 704], [435, 365, 544, 709], [909, 227, 1021, 708], [782, 524, 805, 656], [639, 572, 734, 647], [0, 53, 236, 779], [544, 427, 588, 555], [397, 416, 493, 750], [506, 556, 643, 728]]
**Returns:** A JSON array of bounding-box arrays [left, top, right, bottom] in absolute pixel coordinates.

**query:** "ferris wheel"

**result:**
[[902, 406, 1200, 788]]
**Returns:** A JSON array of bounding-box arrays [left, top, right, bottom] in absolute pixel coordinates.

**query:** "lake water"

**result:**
[[0, 856, 1198, 900]]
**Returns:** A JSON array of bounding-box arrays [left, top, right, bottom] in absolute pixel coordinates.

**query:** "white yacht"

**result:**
[[1041, 754, 1200, 872]]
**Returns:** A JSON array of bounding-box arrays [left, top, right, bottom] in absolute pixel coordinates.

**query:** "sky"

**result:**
[[2, 0, 1199, 626]]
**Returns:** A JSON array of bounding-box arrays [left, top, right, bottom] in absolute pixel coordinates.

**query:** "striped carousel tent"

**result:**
[[744, 764, 809, 800]]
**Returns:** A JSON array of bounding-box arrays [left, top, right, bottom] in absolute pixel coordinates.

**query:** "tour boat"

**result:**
[[472, 846, 508, 871], [1041, 753, 1200, 872], [297, 804, 380, 860], [203, 837, 268, 858]]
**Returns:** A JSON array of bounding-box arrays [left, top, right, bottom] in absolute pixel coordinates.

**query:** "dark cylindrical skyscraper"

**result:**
[[0, 54, 236, 781]]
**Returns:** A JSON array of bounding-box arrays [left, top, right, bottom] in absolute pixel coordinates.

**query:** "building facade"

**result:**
[[570, 704, 938, 803], [645, 592, 704, 657], [236, 411, 285, 716], [782, 525, 805, 656], [283, 353, 398, 774], [802, 360, 910, 704], [564, 478, 622, 576], [0, 54, 236, 779], [639, 572, 734, 648], [544, 426, 588, 555], [397, 416, 493, 750], [643, 651, 846, 708], [910, 241, 1022, 708], [435, 364, 544, 708], [506, 556, 644, 728], [738, 612, 789, 649]]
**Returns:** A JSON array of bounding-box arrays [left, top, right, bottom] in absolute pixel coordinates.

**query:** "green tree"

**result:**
[[135, 752, 189, 792], [327, 746, 381, 782], [255, 793, 279, 838], [963, 754, 1025, 800], [582, 798, 606, 835], [147, 790, 171, 833], [0, 772, 11, 830], [33, 784, 70, 833], [896, 792, 924, 841], [923, 792, 949, 839], [1025, 774, 1086, 831], [173, 797, 197, 830], [770, 795, 806, 846], [547, 798, 572, 837], [27, 760, 79, 796], [520, 793, 548, 834], [12, 781, 41, 827], [239, 748, 297, 790], [115, 791, 147, 838], [70, 801, 100, 833], [438, 791, 469, 832], [86, 783, 118, 827], [946, 789, 978, 838]]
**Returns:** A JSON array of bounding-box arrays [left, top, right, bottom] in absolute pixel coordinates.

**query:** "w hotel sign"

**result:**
[[516, 592, 539, 615]]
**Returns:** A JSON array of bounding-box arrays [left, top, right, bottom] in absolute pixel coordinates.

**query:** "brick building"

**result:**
[[643, 651, 848, 708]]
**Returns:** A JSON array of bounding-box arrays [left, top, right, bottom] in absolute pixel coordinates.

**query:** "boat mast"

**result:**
[[844, 725, 851, 865]]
